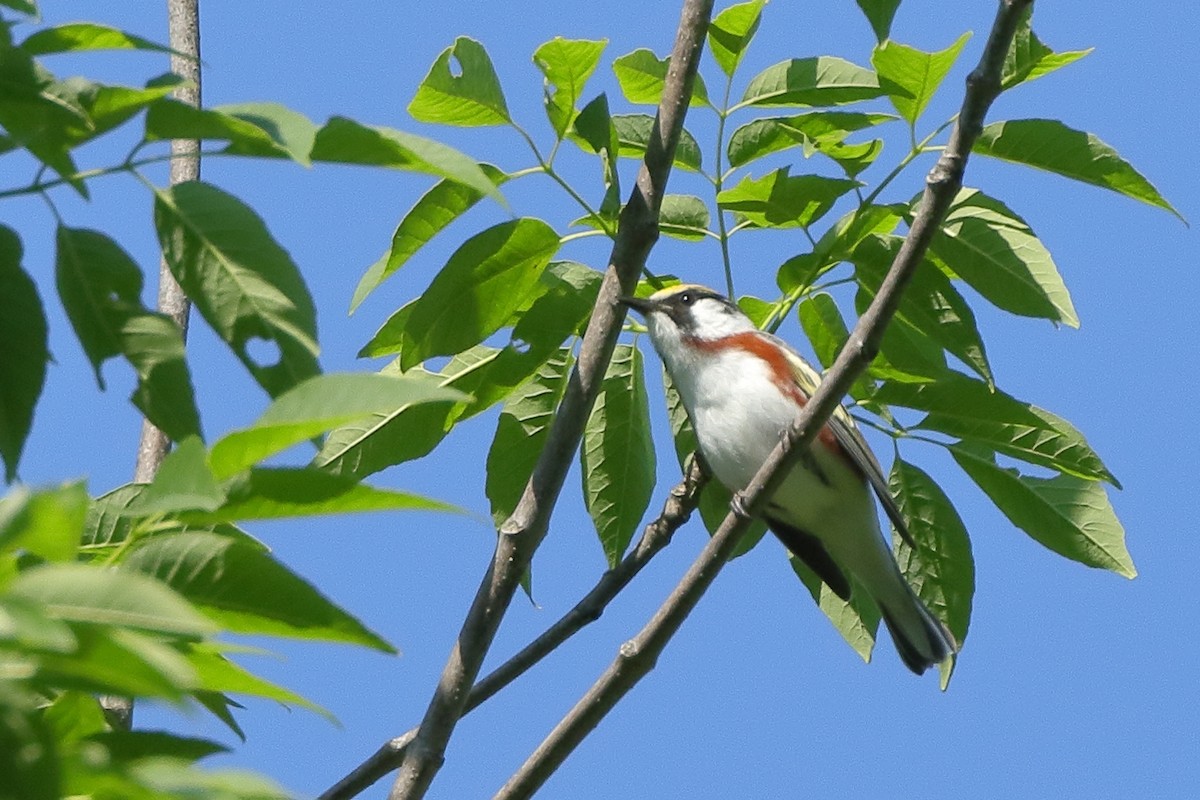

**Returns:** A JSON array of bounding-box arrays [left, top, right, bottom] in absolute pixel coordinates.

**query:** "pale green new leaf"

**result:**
[[310, 117, 502, 202], [534, 37, 607, 137], [871, 33, 971, 124], [717, 168, 858, 229], [123, 531, 395, 652], [399, 218, 560, 370], [486, 349, 573, 527], [612, 48, 709, 107], [875, 373, 1119, 486], [951, 446, 1135, 578], [582, 345, 655, 566], [740, 57, 884, 108], [155, 181, 320, 399], [974, 119, 1182, 219], [929, 188, 1078, 327], [708, 0, 766, 77], [0, 226, 47, 483], [208, 373, 467, 479], [889, 459, 974, 689], [408, 37, 510, 126]]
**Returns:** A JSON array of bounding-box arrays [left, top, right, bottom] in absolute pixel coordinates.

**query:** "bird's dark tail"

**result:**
[[879, 586, 957, 676]]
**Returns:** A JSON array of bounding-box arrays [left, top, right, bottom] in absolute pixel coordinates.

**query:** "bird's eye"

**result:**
[[679, 291, 694, 306]]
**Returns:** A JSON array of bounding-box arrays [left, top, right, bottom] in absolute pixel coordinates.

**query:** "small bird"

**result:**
[[620, 284, 955, 675]]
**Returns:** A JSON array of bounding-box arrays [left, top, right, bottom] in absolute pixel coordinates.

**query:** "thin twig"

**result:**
[[494, 2, 1030, 796], [386, 3, 715, 798], [318, 463, 707, 800], [101, 0, 202, 733]]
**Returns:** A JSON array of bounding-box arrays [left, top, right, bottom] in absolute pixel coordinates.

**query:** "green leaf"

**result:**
[[796, 293, 875, 403], [398, 218, 560, 370], [35, 625, 197, 699], [928, 188, 1077, 327], [973, 119, 1182, 219], [188, 468, 458, 523], [512, 261, 602, 348], [89, 730, 228, 764], [0, 47, 85, 192], [486, 349, 573, 527], [855, 0, 901, 42], [708, 0, 766, 77], [581, 345, 655, 566], [951, 446, 1135, 577], [0, 0, 37, 15], [571, 93, 621, 221], [853, 284, 948, 381], [726, 110, 895, 169], [130, 437, 225, 515], [123, 531, 395, 651], [408, 37, 510, 126], [187, 644, 331, 718], [0, 227, 48, 482], [0, 596, 76, 652], [889, 459, 974, 689], [81, 484, 261, 555], [791, 559, 880, 662], [875, 373, 1119, 486], [717, 168, 858, 229], [51, 75, 185, 149], [145, 100, 316, 165], [854, 234, 993, 385], [208, 373, 467, 479], [1002, 8, 1091, 90], [310, 117, 503, 202], [55, 227, 201, 441], [657, 195, 711, 241], [611, 114, 703, 171], [0, 482, 87, 562], [740, 57, 884, 108], [349, 164, 507, 313], [871, 33, 971, 124], [534, 37, 607, 138], [9, 563, 214, 638], [154, 181, 320, 398], [21, 23, 176, 56], [612, 49, 709, 107], [127, 759, 290, 800]]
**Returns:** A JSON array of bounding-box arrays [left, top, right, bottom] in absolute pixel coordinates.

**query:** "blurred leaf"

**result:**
[[10, 564, 214, 638], [56, 226, 201, 441], [875, 373, 1119, 486], [928, 188, 1078, 327], [398, 218, 560, 370], [717, 168, 858, 229], [612, 48, 709, 106], [854, 234, 993, 385], [88, 730, 228, 764], [185, 467, 458, 523], [310, 117, 503, 201], [581, 345, 655, 566], [486, 349, 573, 527], [708, 0, 766, 76], [889, 459, 974, 689], [0, 685, 59, 800], [534, 37, 607, 138], [0, 596, 76, 652], [38, 625, 197, 700], [146, 100, 316, 165], [973, 119, 1182, 220], [209, 373, 467, 479], [0, 226, 48, 483], [408, 37, 510, 126], [22, 23, 177, 56], [872, 34, 970, 125], [611, 114, 703, 171], [350, 164, 507, 313], [0, 0, 37, 15], [187, 644, 330, 719], [740, 56, 884, 108], [854, 0, 901, 41], [155, 181, 320, 398], [0, 481, 86, 562], [127, 758, 290, 800], [130, 437, 224, 515], [951, 446, 1135, 578], [1002, 8, 1091, 90], [791, 559, 880, 662], [42, 691, 106, 745], [123, 531, 395, 652], [727, 110, 895, 169]]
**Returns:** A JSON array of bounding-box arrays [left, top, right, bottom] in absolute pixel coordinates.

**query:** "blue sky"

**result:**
[[10, 1, 1200, 798]]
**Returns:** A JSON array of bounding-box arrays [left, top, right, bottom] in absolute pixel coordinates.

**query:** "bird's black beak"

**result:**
[[618, 295, 654, 316]]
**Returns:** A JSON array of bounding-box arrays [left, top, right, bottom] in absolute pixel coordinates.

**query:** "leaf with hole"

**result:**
[[408, 37, 510, 126], [534, 37, 607, 138]]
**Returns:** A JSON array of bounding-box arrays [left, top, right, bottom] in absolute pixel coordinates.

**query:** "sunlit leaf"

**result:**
[[717, 168, 858, 229], [871, 33, 970, 124], [21, 23, 177, 56], [1002, 8, 1091, 90], [726, 110, 895, 169], [708, 0, 766, 77], [130, 437, 224, 515], [611, 114, 703, 171], [534, 37, 607, 137], [0, 481, 86, 562], [740, 56, 884, 108], [145, 100, 316, 165], [408, 37, 510, 126], [612, 48, 709, 107]]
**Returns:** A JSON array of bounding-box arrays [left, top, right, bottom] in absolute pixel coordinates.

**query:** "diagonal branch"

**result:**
[[318, 463, 706, 800], [494, 2, 1032, 796], [386, 2, 716, 797]]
